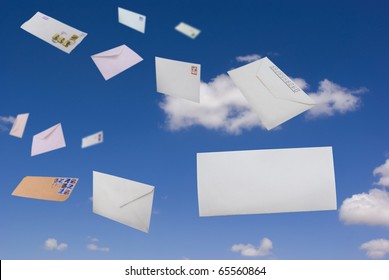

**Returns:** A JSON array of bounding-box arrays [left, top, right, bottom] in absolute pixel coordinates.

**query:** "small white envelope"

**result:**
[[175, 22, 201, 39], [82, 131, 103, 148], [91, 45, 143, 80], [197, 147, 337, 217], [155, 57, 201, 102], [9, 113, 29, 138], [21, 11, 87, 54], [93, 171, 154, 233], [228, 57, 316, 130], [31, 123, 66, 156], [118, 7, 146, 33]]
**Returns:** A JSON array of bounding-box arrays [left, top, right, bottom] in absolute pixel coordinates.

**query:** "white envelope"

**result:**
[[155, 57, 201, 102], [175, 22, 201, 39], [197, 147, 337, 217], [31, 123, 66, 156], [227, 57, 316, 130], [9, 113, 29, 138], [93, 171, 154, 233], [91, 45, 143, 80], [82, 131, 103, 148], [118, 7, 146, 33], [21, 11, 87, 54]]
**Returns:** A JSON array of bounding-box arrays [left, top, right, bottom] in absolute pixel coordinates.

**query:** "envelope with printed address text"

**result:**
[[12, 176, 79, 201], [197, 146, 337, 217], [228, 57, 316, 130], [91, 45, 143, 80], [9, 113, 29, 138], [93, 171, 154, 233], [31, 123, 66, 156], [155, 57, 201, 102], [21, 11, 87, 54]]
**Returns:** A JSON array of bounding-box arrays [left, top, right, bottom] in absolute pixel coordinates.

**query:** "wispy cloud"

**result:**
[[236, 54, 262, 63], [160, 74, 263, 134], [86, 243, 110, 252], [0, 115, 15, 132], [306, 79, 366, 119], [231, 238, 273, 257], [44, 238, 68, 251], [86, 236, 109, 252], [373, 159, 389, 187], [360, 239, 389, 259], [339, 188, 389, 227]]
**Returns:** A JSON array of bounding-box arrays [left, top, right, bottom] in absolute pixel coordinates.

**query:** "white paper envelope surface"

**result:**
[[82, 131, 103, 148], [31, 123, 66, 156], [9, 113, 29, 138], [228, 57, 316, 130], [21, 11, 87, 54], [175, 22, 201, 39], [155, 57, 201, 102], [197, 147, 337, 217], [91, 45, 143, 80], [118, 7, 146, 33], [93, 171, 154, 233]]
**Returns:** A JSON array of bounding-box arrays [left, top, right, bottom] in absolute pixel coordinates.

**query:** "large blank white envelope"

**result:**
[[175, 22, 201, 39], [228, 57, 316, 130], [155, 57, 201, 102], [197, 147, 337, 217], [21, 11, 87, 54], [31, 123, 66, 156], [91, 45, 143, 80], [9, 113, 29, 138], [82, 131, 103, 148], [93, 171, 154, 233], [118, 7, 146, 33]]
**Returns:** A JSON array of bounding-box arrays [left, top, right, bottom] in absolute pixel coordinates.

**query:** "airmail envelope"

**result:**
[[228, 57, 316, 130], [118, 7, 146, 33], [197, 147, 337, 217], [9, 113, 29, 138], [155, 57, 201, 102], [82, 131, 103, 148], [21, 11, 87, 54], [12, 176, 79, 201], [175, 22, 201, 39], [31, 123, 66, 156], [91, 45, 143, 80], [93, 171, 154, 233]]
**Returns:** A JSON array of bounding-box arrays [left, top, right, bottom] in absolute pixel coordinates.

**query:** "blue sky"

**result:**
[[1, 0, 389, 259]]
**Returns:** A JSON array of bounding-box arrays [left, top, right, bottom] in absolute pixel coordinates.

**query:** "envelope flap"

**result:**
[[39, 123, 62, 139], [92, 45, 125, 58], [93, 171, 154, 208], [256, 57, 315, 105]]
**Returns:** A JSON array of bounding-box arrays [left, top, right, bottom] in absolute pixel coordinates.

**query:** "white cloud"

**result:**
[[86, 243, 110, 252], [306, 79, 366, 118], [231, 238, 273, 257], [159, 74, 263, 134], [44, 238, 68, 251], [360, 239, 389, 259], [373, 159, 389, 187], [87, 236, 99, 243], [339, 188, 389, 227], [0, 115, 15, 132], [236, 54, 262, 63]]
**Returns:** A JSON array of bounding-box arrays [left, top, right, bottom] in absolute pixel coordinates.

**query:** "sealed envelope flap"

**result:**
[[256, 57, 315, 105], [92, 45, 125, 58], [12, 176, 79, 201], [93, 171, 154, 208], [40, 123, 61, 139]]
